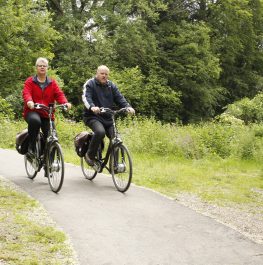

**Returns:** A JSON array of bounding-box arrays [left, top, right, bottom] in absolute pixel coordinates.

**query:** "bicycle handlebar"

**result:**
[[99, 107, 128, 115], [34, 103, 68, 112]]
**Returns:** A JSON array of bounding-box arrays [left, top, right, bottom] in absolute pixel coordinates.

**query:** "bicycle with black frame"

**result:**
[[24, 103, 68, 193], [76, 107, 133, 193]]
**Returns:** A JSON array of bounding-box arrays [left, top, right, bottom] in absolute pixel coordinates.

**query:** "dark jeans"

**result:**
[[86, 119, 114, 159], [25, 112, 51, 152]]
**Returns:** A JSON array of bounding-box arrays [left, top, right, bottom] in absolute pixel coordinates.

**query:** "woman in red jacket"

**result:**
[[22, 57, 71, 156]]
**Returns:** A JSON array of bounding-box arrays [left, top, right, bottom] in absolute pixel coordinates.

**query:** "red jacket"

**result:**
[[23, 76, 68, 120]]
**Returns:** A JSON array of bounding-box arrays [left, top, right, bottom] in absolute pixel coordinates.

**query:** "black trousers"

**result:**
[[86, 119, 114, 159], [25, 112, 51, 152]]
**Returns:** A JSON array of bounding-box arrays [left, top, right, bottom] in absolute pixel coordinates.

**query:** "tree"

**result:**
[[191, 0, 263, 103], [0, 0, 59, 98], [110, 67, 182, 122], [47, 0, 169, 119], [157, 20, 223, 122]]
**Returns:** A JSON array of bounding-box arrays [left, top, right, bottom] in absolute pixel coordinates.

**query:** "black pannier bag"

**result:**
[[74, 131, 93, 157], [16, 129, 29, 155]]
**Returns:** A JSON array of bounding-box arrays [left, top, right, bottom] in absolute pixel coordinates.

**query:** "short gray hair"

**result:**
[[35, 57, 49, 67], [97, 65, 109, 73]]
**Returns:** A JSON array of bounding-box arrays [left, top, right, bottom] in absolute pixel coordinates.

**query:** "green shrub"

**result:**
[[2, 117, 263, 162], [220, 92, 263, 124], [0, 96, 15, 120], [232, 125, 263, 160]]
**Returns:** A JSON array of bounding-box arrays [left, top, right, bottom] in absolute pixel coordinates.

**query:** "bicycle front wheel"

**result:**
[[46, 142, 64, 193], [111, 144, 132, 192], [81, 152, 97, 180]]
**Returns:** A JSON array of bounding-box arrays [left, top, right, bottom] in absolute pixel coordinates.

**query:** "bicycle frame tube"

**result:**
[[102, 138, 122, 172], [31, 103, 66, 172], [47, 106, 58, 143], [92, 108, 126, 173]]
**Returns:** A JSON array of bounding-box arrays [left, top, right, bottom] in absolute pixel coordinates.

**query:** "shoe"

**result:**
[[85, 154, 95, 166], [43, 164, 51, 178], [26, 150, 34, 162]]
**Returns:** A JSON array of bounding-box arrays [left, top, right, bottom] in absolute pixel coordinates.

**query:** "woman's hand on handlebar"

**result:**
[[27, 101, 34, 109], [28, 102, 71, 111], [65, 102, 72, 110]]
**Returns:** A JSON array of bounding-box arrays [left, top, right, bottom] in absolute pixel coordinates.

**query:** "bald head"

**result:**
[[96, 65, 109, 84]]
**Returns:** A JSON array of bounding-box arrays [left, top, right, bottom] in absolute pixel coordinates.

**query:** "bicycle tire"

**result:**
[[24, 155, 38, 179], [46, 142, 64, 193], [110, 144, 132, 192], [24, 138, 42, 179], [81, 153, 98, 180]]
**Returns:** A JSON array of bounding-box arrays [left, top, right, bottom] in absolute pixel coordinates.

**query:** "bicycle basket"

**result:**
[[74, 131, 93, 157], [16, 129, 29, 155]]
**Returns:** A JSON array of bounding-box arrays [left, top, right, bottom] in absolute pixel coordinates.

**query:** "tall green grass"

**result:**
[[117, 116, 263, 161], [2, 116, 263, 161]]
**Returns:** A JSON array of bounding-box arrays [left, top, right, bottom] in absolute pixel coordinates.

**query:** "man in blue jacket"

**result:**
[[82, 65, 135, 165]]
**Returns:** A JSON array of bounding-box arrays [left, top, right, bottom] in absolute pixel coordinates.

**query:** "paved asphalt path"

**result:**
[[0, 149, 263, 265]]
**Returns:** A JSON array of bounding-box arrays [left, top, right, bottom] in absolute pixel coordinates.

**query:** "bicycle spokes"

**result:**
[[24, 140, 41, 179], [111, 144, 132, 192], [24, 155, 38, 179], [81, 151, 99, 180], [47, 142, 64, 193]]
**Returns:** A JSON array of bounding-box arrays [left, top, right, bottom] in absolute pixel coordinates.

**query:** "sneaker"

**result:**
[[43, 164, 52, 178], [85, 154, 95, 166], [26, 150, 34, 162]]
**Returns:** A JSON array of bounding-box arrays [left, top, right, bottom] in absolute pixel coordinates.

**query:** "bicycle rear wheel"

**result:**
[[81, 152, 98, 180], [111, 144, 132, 192], [46, 142, 64, 193], [24, 155, 38, 179], [24, 138, 42, 179]]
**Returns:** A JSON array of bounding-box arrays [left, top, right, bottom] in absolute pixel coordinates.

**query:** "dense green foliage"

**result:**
[[2, 114, 263, 162], [1, 0, 263, 123], [219, 92, 263, 124], [0, 96, 15, 120], [0, 0, 59, 97]]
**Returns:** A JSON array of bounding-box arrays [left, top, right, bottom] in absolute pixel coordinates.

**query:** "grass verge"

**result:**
[[0, 175, 78, 265]]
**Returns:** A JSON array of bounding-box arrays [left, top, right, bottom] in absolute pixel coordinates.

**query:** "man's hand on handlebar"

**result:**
[[126, 107, 135, 115], [91, 106, 101, 114], [93, 106, 135, 115]]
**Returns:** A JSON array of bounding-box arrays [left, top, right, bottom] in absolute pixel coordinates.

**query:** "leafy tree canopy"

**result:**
[[0, 0, 60, 98]]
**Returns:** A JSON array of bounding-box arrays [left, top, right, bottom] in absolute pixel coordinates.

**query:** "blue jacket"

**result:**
[[82, 78, 131, 125]]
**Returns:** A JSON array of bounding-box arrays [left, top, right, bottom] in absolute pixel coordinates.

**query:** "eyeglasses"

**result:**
[[37, 65, 48, 68]]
